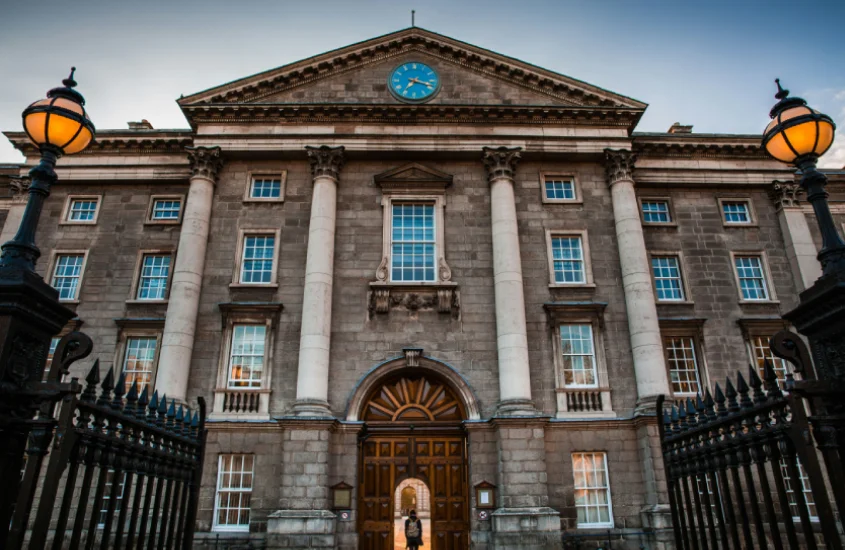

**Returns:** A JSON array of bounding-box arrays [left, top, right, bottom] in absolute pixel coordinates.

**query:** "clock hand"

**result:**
[[409, 77, 433, 89]]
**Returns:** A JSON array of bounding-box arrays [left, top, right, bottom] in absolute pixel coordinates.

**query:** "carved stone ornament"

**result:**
[[368, 285, 460, 318], [438, 257, 452, 282], [769, 180, 803, 210], [482, 146, 522, 183], [8, 177, 31, 201], [403, 348, 423, 367], [604, 148, 636, 186], [306, 145, 346, 180], [186, 146, 224, 181], [375, 257, 389, 282]]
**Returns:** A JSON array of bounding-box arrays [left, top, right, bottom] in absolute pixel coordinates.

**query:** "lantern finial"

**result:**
[[63, 67, 77, 89], [774, 78, 789, 100]]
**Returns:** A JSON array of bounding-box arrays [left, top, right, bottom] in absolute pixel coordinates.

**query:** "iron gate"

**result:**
[[0, 331, 208, 550], [657, 330, 845, 550]]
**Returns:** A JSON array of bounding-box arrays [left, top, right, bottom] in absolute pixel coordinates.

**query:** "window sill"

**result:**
[[556, 387, 612, 416], [58, 299, 80, 305], [213, 388, 271, 418], [243, 198, 284, 204], [229, 283, 279, 290], [722, 223, 759, 228], [126, 299, 169, 305], [211, 526, 251, 533], [642, 222, 678, 228], [548, 283, 595, 289], [541, 199, 584, 205], [58, 221, 97, 226], [656, 300, 695, 306], [368, 281, 459, 317], [144, 219, 182, 226], [739, 299, 780, 305]]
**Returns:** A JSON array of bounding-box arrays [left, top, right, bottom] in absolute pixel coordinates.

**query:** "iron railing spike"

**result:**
[[125, 381, 138, 403], [748, 364, 767, 404], [762, 359, 783, 397], [685, 398, 698, 426], [695, 394, 705, 413], [81, 361, 100, 401], [713, 383, 727, 416], [138, 385, 149, 407], [98, 366, 115, 405], [112, 372, 126, 409], [724, 377, 740, 412], [158, 394, 168, 414], [149, 390, 159, 411], [176, 404, 184, 423], [736, 371, 753, 408], [703, 388, 716, 420]]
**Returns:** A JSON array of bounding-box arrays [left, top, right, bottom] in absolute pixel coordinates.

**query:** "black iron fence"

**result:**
[[0, 331, 207, 550], [657, 330, 844, 550]]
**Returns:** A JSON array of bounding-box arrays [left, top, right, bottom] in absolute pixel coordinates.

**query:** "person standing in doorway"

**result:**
[[404, 509, 423, 549]]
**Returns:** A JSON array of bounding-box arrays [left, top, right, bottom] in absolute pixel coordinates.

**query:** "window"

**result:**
[[665, 336, 702, 396], [559, 325, 597, 387], [543, 176, 576, 202], [734, 255, 770, 301], [239, 234, 276, 285], [214, 454, 254, 531], [551, 237, 585, 284], [781, 458, 818, 521], [98, 470, 127, 528], [249, 177, 281, 199], [641, 200, 672, 224], [137, 254, 171, 300], [750, 335, 790, 382], [652, 256, 685, 301], [51, 253, 86, 301], [720, 199, 754, 225], [64, 197, 100, 223], [572, 452, 613, 528], [391, 203, 436, 282], [122, 337, 158, 393], [47, 337, 60, 366], [695, 475, 724, 523], [151, 199, 181, 220], [228, 325, 266, 388]]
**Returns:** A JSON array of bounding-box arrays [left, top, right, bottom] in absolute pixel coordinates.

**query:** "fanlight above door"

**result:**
[[363, 374, 464, 422]]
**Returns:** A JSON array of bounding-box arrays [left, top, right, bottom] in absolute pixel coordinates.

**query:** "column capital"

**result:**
[[769, 180, 803, 210], [186, 146, 224, 182], [604, 148, 636, 186], [306, 145, 345, 180], [482, 146, 522, 183], [8, 177, 31, 203]]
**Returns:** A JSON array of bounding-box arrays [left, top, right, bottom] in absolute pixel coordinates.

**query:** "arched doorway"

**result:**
[[358, 372, 469, 550]]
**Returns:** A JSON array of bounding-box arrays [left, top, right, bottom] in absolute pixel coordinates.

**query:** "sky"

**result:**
[[1, 0, 844, 166]]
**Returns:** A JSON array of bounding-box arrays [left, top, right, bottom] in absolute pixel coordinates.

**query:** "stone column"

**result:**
[[605, 149, 671, 411], [482, 147, 535, 416], [0, 178, 30, 245], [155, 146, 223, 402], [293, 145, 345, 417], [770, 181, 821, 291]]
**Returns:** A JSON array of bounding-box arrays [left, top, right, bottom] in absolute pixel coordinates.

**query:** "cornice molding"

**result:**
[[181, 31, 644, 110], [482, 146, 521, 183], [604, 148, 636, 186], [306, 145, 346, 180], [5, 132, 194, 156], [633, 139, 771, 160]]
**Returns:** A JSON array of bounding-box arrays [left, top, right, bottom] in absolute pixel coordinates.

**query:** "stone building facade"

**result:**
[[2, 28, 842, 550]]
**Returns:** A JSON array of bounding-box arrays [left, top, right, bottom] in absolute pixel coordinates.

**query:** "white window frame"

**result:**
[[244, 171, 286, 203], [146, 195, 185, 225], [557, 324, 599, 389], [649, 252, 692, 303], [718, 198, 757, 226], [638, 196, 676, 226], [545, 230, 594, 288], [129, 250, 174, 303], [780, 458, 819, 522], [213, 454, 254, 532], [540, 172, 582, 204], [114, 328, 162, 394], [663, 335, 703, 398], [730, 251, 777, 303], [48, 250, 89, 303], [47, 337, 61, 367], [61, 195, 102, 225], [226, 325, 267, 389], [231, 229, 281, 288], [120, 335, 160, 394], [378, 195, 448, 285], [98, 470, 128, 528], [749, 335, 790, 382], [572, 452, 614, 528]]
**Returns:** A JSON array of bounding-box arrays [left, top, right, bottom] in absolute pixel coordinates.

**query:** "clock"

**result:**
[[388, 62, 440, 103]]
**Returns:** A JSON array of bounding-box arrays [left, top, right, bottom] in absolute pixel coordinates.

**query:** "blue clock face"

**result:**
[[389, 62, 440, 103]]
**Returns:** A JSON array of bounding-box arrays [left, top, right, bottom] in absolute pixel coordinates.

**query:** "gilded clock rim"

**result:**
[[387, 61, 441, 104]]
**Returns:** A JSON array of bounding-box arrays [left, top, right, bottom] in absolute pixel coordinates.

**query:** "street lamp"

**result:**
[[762, 79, 845, 276], [0, 68, 95, 274]]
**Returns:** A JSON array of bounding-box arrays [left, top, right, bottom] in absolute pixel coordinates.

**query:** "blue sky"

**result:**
[[2, 0, 844, 165]]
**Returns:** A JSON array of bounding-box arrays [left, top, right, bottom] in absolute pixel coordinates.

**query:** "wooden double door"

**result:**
[[359, 434, 469, 550]]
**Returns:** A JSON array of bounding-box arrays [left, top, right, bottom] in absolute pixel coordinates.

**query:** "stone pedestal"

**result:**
[[490, 508, 562, 550], [266, 510, 337, 549], [641, 504, 675, 550]]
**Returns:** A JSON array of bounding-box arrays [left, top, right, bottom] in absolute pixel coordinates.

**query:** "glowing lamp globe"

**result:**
[[22, 68, 95, 156], [762, 79, 835, 165]]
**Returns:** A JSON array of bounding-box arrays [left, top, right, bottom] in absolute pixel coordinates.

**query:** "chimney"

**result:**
[[128, 119, 154, 130], [667, 122, 693, 134]]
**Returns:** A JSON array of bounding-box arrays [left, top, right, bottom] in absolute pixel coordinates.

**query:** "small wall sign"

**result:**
[[331, 481, 353, 510], [474, 480, 496, 509]]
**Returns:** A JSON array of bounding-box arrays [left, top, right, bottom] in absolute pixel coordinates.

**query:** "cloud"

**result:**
[[819, 90, 845, 169]]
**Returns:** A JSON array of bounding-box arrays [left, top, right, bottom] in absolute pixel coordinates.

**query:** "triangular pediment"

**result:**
[[179, 28, 646, 111], [374, 163, 453, 193]]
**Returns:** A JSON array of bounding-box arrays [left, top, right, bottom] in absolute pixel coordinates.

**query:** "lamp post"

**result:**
[[762, 79, 845, 492], [0, 68, 95, 536]]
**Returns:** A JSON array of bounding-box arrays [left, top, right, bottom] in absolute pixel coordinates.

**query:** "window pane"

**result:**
[[751, 336, 789, 383], [652, 256, 684, 301], [51, 255, 84, 300], [551, 237, 585, 284], [544, 178, 575, 200], [152, 199, 182, 220], [98, 470, 127, 527], [641, 200, 671, 223], [560, 324, 597, 387], [781, 458, 817, 521], [138, 254, 171, 300], [572, 452, 613, 527], [215, 454, 254, 530], [390, 203, 436, 282], [250, 178, 281, 199], [68, 199, 98, 221], [734, 256, 769, 300], [665, 337, 701, 395], [123, 337, 157, 393], [240, 235, 275, 284], [723, 201, 751, 223], [228, 325, 266, 388]]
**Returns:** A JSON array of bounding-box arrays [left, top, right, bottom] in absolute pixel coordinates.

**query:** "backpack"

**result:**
[[407, 519, 420, 539]]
